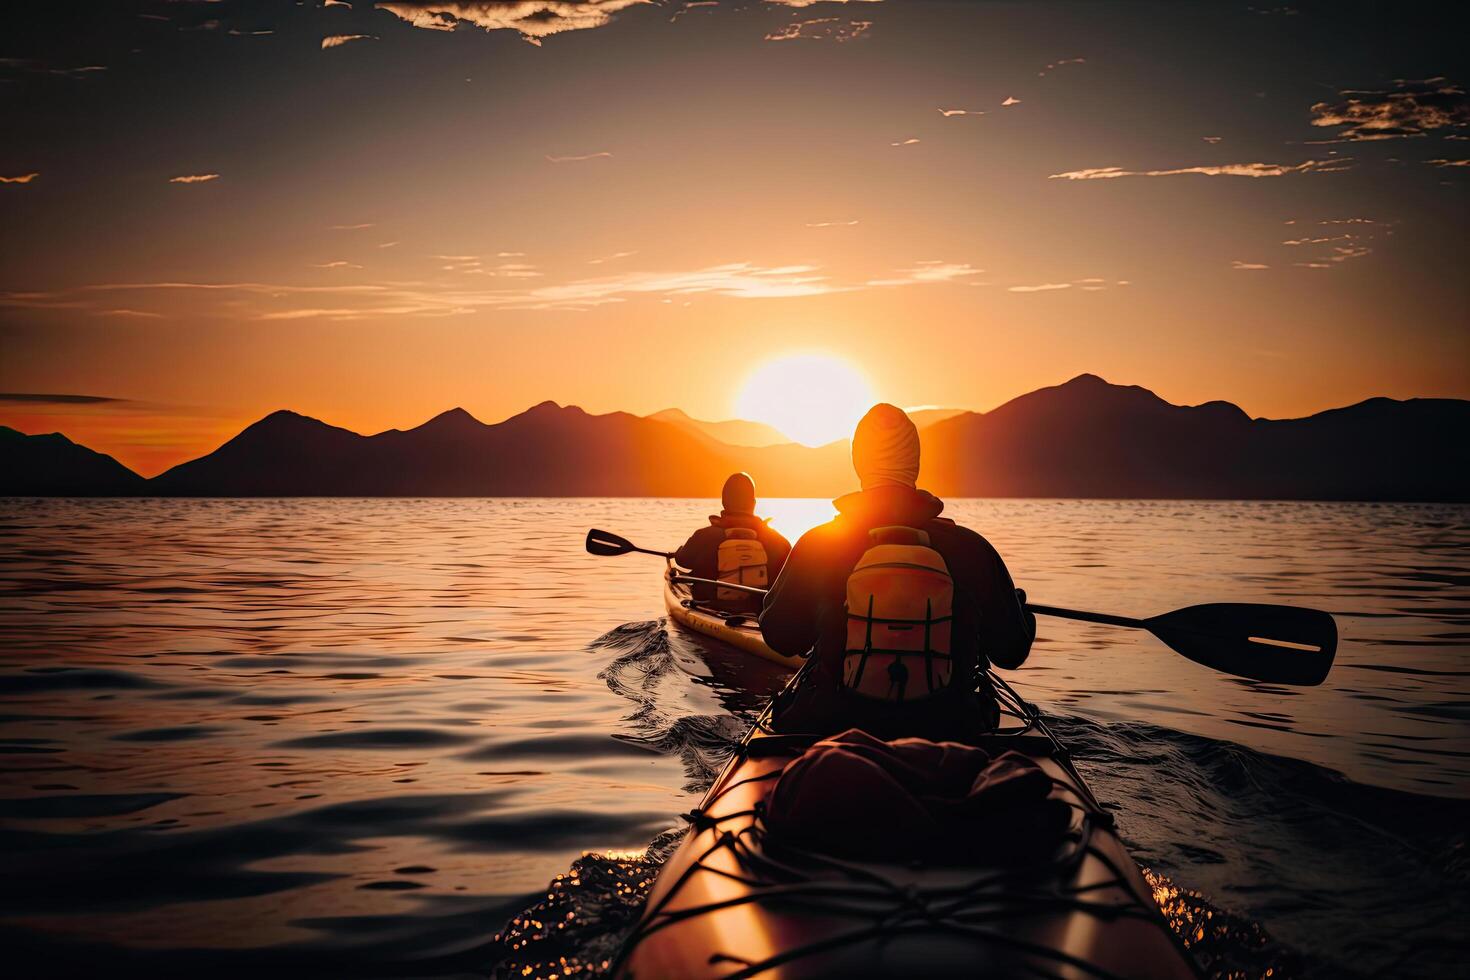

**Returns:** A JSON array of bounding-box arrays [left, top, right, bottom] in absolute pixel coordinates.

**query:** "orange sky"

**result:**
[[1, 1, 1466, 475]]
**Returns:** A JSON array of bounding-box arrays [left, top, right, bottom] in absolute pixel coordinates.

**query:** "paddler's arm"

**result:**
[[974, 539, 1035, 670], [758, 531, 826, 658]]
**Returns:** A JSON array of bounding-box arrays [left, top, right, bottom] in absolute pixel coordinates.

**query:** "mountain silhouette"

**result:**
[[0, 425, 144, 495], [647, 408, 790, 448], [919, 374, 1469, 500], [150, 401, 854, 497], [6, 376, 1466, 500]]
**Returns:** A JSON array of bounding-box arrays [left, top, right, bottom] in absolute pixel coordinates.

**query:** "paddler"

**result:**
[[675, 472, 791, 609], [760, 404, 1034, 738]]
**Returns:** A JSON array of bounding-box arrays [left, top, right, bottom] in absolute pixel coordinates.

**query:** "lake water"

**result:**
[[0, 498, 1466, 978]]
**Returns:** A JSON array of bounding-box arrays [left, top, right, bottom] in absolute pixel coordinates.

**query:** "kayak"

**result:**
[[628, 573, 1201, 979], [664, 565, 804, 670]]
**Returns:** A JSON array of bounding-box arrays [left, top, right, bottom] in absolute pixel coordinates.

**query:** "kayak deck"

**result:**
[[621, 607, 1199, 978], [664, 565, 804, 670]]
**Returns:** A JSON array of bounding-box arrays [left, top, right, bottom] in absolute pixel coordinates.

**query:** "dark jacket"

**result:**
[[759, 486, 1033, 735], [675, 512, 792, 603]]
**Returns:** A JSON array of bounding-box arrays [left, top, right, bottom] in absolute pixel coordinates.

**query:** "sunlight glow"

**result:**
[[733, 354, 876, 447]]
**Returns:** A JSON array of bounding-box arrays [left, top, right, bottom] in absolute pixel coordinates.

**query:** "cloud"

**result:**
[[324, 0, 352, 7], [1007, 283, 1070, 292], [938, 108, 983, 117], [1232, 261, 1269, 270], [867, 261, 983, 287], [322, 34, 375, 49], [1202, 136, 1223, 144], [588, 250, 637, 264], [764, 0, 882, 5], [546, 151, 612, 162], [1425, 157, 1470, 167], [374, 1, 650, 45], [805, 219, 858, 227], [1308, 77, 1468, 142], [1001, 96, 1021, 106], [0, 173, 39, 184], [313, 260, 363, 269], [890, 138, 920, 146], [1008, 276, 1124, 292], [0, 393, 125, 405], [169, 173, 220, 183], [765, 17, 872, 42], [378, 241, 400, 248], [1049, 158, 1349, 180], [330, 222, 376, 230], [1038, 57, 1084, 76], [101, 308, 164, 318]]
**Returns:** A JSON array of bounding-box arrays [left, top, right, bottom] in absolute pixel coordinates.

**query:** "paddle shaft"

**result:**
[[670, 574, 769, 597]]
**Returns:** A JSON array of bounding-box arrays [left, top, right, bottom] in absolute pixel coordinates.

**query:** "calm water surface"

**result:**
[[0, 498, 1466, 977]]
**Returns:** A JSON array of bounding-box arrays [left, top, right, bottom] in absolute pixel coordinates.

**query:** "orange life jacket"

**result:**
[[717, 527, 768, 606], [841, 526, 954, 701]]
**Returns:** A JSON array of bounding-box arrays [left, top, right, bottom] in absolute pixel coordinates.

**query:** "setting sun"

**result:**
[[733, 354, 877, 447]]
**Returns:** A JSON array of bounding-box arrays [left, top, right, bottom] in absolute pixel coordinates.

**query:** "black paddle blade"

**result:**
[[585, 528, 635, 557], [1146, 603, 1337, 686]]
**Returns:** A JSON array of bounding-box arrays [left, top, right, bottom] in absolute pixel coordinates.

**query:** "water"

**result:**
[[0, 498, 1465, 978]]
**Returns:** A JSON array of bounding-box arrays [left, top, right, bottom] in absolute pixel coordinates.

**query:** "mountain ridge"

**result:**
[[2, 376, 1465, 500]]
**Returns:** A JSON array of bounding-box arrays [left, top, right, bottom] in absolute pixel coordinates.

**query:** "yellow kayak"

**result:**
[[663, 565, 804, 670]]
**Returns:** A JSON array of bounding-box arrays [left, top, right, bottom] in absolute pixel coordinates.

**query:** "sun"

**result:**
[[733, 353, 877, 447]]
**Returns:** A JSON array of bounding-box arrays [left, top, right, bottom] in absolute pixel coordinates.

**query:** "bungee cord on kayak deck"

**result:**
[[612, 671, 1200, 979]]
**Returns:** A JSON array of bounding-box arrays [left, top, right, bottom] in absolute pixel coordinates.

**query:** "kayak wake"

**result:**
[[489, 616, 1469, 980]]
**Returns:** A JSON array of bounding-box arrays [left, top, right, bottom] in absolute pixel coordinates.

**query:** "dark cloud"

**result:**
[[1309, 77, 1469, 142], [0, 393, 125, 405]]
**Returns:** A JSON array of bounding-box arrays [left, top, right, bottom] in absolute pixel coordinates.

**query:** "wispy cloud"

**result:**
[[378, 241, 400, 248], [1001, 96, 1021, 106], [313, 260, 363, 269], [867, 261, 983, 287], [546, 150, 612, 163], [322, 34, 375, 49], [1425, 157, 1470, 168], [890, 137, 920, 146], [169, 173, 220, 183], [938, 108, 983, 117], [764, 0, 882, 6], [765, 17, 872, 42], [1008, 277, 1126, 293], [1038, 57, 1084, 77], [330, 222, 376, 230], [0, 173, 39, 184], [588, 250, 637, 264], [374, 1, 650, 45], [1202, 135, 1223, 144], [1049, 158, 1349, 180], [1232, 261, 1269, 271], [805, 219, 858, 227], [101, 308, 164, 318], [1309, 77, 1468, 142]]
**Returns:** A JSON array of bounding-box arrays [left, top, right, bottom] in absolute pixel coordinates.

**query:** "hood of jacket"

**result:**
[[832, 485, 945, 528]]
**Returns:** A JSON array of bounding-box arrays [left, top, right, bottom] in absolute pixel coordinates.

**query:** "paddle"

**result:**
[[1026, 602, 1336, 686], [587, 528, 1338, 686], [585, 528, 674, 560]]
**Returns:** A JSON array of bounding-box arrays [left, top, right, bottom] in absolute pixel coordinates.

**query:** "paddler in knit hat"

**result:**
[[760, 404, 1034, 739], [675, 472, 791, 605]]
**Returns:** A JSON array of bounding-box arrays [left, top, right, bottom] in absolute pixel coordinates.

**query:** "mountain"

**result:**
[[907, 407, 969, 429], [918, 374, 1469, 501], [8, 376, 1467, 500], [647, 408, 790, 448], [0, 425, 144, 495], [150, 402, 855, 497]]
